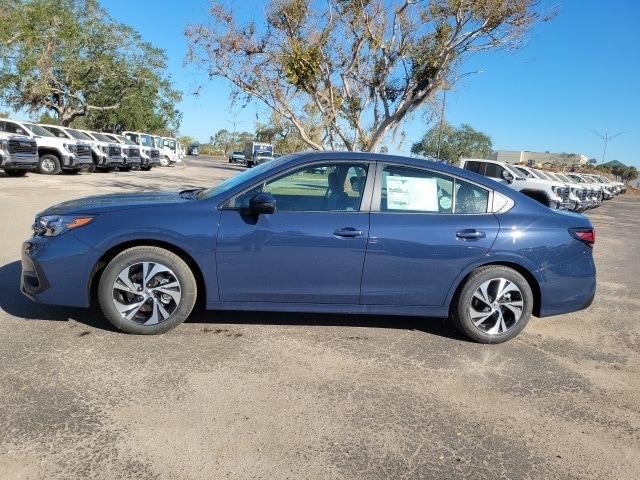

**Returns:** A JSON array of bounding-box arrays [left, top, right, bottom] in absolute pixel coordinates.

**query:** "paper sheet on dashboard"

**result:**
[[386, 176, 439, 211]]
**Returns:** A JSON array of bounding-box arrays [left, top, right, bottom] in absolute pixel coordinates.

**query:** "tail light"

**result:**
[[570, 228, 595, 247]]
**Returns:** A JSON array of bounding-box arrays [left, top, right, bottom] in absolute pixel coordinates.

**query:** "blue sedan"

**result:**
[[21, 152, 596, 343]]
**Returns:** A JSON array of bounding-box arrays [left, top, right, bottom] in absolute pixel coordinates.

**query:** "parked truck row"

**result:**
[[459, 158, 625, 212], [0, 117, 186, 176]]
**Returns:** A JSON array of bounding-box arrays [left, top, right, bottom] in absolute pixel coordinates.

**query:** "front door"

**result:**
[[216, 161, 372, 304], [360, 164, 500, 306]]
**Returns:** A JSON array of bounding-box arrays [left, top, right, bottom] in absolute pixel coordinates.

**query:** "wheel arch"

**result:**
[[88, 239, 207, 309], [37, 147, 62, 160], [447, 261, 542, 317]]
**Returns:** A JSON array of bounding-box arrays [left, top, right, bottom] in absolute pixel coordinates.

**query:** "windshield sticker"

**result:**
[[387, 176, 439, 211]]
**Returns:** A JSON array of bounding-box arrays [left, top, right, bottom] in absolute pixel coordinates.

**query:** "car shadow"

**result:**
[[0, 260, 465, 340]]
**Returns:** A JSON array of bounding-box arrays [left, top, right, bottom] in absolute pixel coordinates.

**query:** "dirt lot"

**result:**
[[0, 157, 638, 479]]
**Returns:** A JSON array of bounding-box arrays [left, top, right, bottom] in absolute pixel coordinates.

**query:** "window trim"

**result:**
[[219, 159, 377, 213], [371, 162, 495, 216]]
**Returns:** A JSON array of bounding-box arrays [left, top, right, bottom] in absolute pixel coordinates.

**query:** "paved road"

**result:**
[[0, 158, 638, 479]]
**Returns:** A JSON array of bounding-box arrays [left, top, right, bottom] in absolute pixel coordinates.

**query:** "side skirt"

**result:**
[[206, 301, 448, 318]]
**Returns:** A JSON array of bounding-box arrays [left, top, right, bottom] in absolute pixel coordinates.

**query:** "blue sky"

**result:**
[[104, 1, 638, 166]]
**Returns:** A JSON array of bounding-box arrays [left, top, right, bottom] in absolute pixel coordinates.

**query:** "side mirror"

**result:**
[[501, 170, 514, 183], [244, 193, 276, 216]]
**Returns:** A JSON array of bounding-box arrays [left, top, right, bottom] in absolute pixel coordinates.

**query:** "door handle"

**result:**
[[333, 227, 364, 238], [456, 229, 486, 240]]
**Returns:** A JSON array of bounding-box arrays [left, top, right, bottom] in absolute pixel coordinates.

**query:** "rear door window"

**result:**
[[379, 166, 489, 214]]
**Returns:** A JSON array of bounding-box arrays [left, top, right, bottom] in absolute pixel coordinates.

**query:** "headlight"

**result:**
[[32, 215, 96, 237], [99, 145, 108, 153], [63, 143, 75, 153], [0, 139, 7, 153], [551, 186, 563, 197]]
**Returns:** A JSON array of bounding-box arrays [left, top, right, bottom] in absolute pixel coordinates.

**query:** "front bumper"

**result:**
[[1, 152, 38, 170], [21, 234, 98, 308], [142, 156, 160, 167], [96, 155, 124, 168]]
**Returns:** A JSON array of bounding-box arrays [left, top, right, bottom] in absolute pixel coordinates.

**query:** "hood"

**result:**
[[40, 191, 195, 215]]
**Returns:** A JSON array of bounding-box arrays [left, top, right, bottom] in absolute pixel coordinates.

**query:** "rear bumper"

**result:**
[[537, 250, 597, 317]]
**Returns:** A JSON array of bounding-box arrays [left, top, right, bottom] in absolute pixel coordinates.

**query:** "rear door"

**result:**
[[360, 163, 499, 306]]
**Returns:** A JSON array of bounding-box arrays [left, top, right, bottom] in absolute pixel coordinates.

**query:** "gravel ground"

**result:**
[[0, 157, 638, 479]]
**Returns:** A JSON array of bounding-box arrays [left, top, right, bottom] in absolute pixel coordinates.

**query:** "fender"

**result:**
[[442, 251, 544, 308]]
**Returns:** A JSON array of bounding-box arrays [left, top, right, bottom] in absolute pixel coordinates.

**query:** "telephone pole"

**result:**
[[592, 130, 626, 165]]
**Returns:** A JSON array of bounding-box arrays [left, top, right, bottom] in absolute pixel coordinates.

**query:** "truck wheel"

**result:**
[[37, 154, 61, 175], [450, 266, 533, 344], [98, 246, 197, 335], [3, 169, 28, 177], [160, 157, 170, 167]]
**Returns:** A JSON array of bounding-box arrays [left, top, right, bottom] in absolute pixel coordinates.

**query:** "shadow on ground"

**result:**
[[0, 260, 464, 340]]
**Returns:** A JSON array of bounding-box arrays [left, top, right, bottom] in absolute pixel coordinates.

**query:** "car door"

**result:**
[[216, 161, 373, 304], [360, 163, 499, 306]]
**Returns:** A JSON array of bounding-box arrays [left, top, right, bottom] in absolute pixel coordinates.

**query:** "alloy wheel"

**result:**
[[111, 262, 182, 325], [469, 278, 524, 335]]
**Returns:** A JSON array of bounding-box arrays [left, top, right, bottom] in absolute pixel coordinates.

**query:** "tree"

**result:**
[[186, 0, 544, 152], [411, 122, 492, 163], [0, 0, 181, 130], [255, 112, 319, 153], [210, 128, 254, 154], [621, 166, 638, 184]]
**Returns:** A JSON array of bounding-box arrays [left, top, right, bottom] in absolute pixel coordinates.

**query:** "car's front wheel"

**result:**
[[450, 266, 533, 344], [98, 246, 197, 334], [38, 154, 61, 175]]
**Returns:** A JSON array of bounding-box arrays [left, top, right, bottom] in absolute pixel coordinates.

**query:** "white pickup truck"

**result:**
[[459, 159, 569, 209], [105, 133, 159, 171], [40, 125, 121, 172], [0, 131, 38, 176], [123, 131, 166, 167], [1, 118, 92, 174]]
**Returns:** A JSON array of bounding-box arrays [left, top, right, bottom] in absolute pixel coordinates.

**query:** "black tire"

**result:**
[[450, 265, 533, 344], [62, 169, 80, 175], [3, 169, 28, 177], [37, 154, 62, 175], [140, 166, 151, 171], [98, 246, 197, 335], [118, 166, 132, 172]]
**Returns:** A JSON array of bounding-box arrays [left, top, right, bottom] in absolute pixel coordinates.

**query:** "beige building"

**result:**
[[490, 150, 589, 167]]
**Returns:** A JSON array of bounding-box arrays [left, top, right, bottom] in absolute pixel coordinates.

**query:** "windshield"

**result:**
[[122, 136, 136, 145], [154, 137, 162, 148], [164, 139, 176, 150], [66, 128, 93, 141], [514, 166, 533, 177], [556, 173, 571, 183], [197, 155, 294, 200], [91, 132, 113, 142], [568, 174, 585, 183], [25, 123, 56, 137], [140, 135, 155, 147]]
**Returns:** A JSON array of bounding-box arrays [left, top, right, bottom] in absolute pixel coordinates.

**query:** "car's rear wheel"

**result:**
[[38, 154, 61, 175], [451, 266, 533, 344], [98, 246, 197, 334], [160, 156, 170, 167]]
